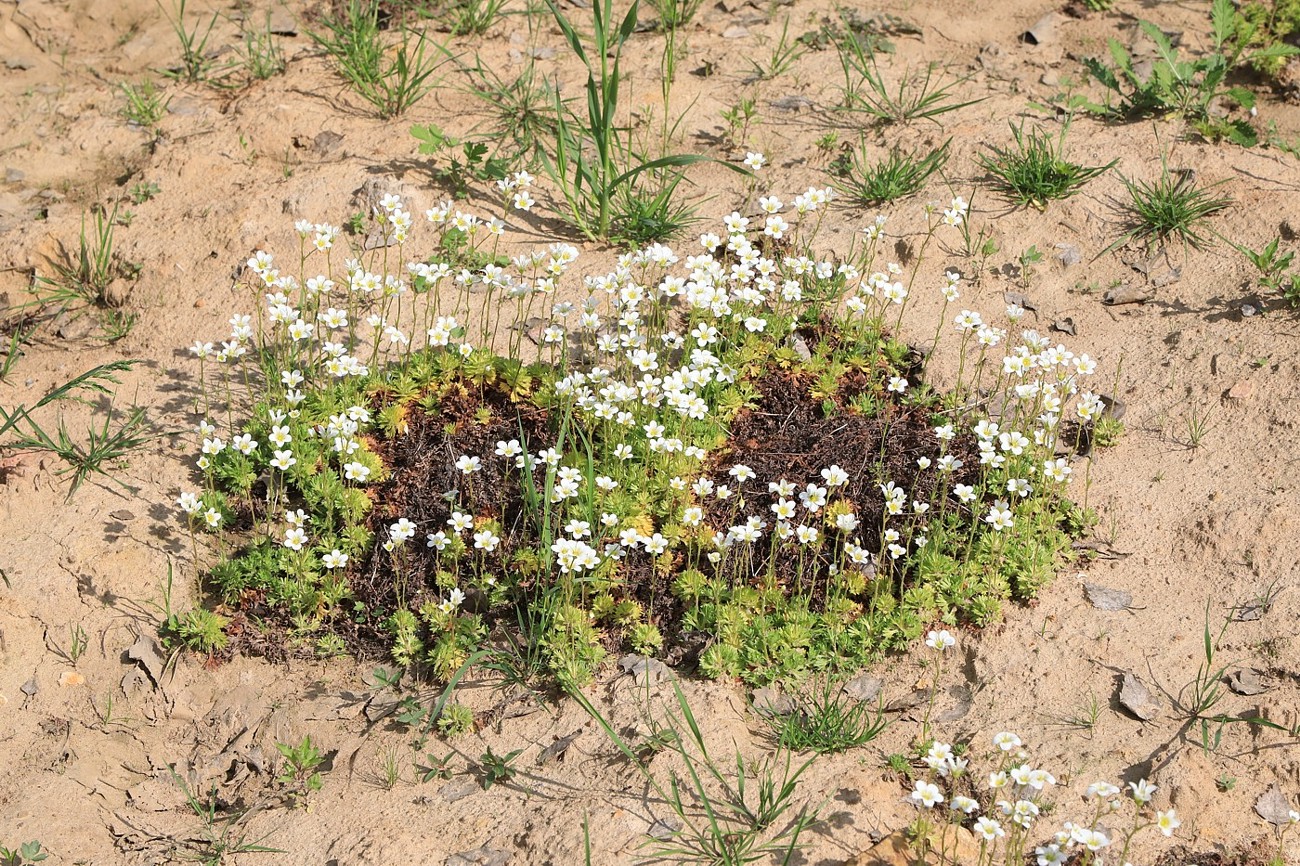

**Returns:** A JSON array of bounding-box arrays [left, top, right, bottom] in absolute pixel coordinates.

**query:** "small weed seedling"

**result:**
[[833, 138, 950, 206], [275, 736, 325, 804], [1017, 245, 1044, 290], [1, 360, 148, 499], [170, 770, 282, 863], [438, 0, 509, 36], [1182, 403, 1216, 450], [0, 842, 47, 866], [1056, 691, 1102, 737], [978, 121, 1115, 210], [1233, 236, 1300, 308], [70, 624, 89, 661], [376, 744, 403, 790], [120, 80, 170, 129], [157, 0, 220, 84], [410, 123, 509, 198], [540, 0, 737, 243], [478, 745, 523, 789], [457, 57, 559, 170], [1081, 0, 1299, 144], [720, 97, 759, 147], [32, 205, 122, 314], [418, 751, 454, 782], [236, 12, 286, 81], [748, 16, 807, 82], [574, 681, 817, 864], [128, 181, 161, 205], [648, 0, 706, 32]]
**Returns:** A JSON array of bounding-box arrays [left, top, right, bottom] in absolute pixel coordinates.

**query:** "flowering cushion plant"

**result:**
[[175, 176, 1104, 687]]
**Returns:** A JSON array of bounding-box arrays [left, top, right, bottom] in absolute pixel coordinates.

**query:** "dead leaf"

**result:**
[[536, 729, 583, 767], [1226, 668, 1270, 696], [1118, 673, 1159, 721], [1084, 583, 1133, 612], [1255, 785, 1294, 826], [127, 633, 169, 689]]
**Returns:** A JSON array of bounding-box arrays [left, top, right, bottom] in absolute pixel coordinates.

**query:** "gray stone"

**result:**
[[618, 654, 671, 686], [446, 845, 510, 866], [842, 674, 883, 703], [752, 686, 795, 718], [440, 776, 479, 803]]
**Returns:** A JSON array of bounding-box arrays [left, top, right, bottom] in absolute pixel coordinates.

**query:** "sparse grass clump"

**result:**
[[311, 0, 452, 119], [832, 138, 950, 206], [1116, 165, 1232, 251], [120, 80, 170, 129], [837, 31, 981, 125], [539, 0, 731, 243], [763, 677, 889, 754], [977, 122, 1115, 210]]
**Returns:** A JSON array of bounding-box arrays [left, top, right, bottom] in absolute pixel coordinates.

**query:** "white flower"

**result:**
[[233, 433, 258, 455], [910, 780, 943, 809], [177, 492, 201, 514], [984, 502, 1014, 531], [1156, 809, 1180, 836], [203, 507, 222, 529], [974, 817, 1004, 841], [1086, 781, 1120, 799], [1035, 844, 1065, 866], [821, 464, 849, 487], [283, 527, 308, 551], [473, 529, 500, 552], [951, 796, 980, 815], [269, 449, 296, 471], [455, 454, 482, 474], [322, 549, 348, 569], [1075, 828, 1110, 852], [799, 483, 828, 511], [1027, 768, 1055, 790], [1043, 457, 1073, 483], [448, 512, 474, 534], [389, 518, 416, 543], [1129, 779, 1156, 804], [743, 151, 766, 170], [925, 629, 955, 651], [771, 499, 797, 521], [992, 731, 1022, 751], [728, 464, 755, 483], [343, 461, 371, 482]]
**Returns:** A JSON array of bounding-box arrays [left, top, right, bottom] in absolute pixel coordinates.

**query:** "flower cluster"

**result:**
[[177, 186, 1103, 685], [908, 732, 1179, 866]]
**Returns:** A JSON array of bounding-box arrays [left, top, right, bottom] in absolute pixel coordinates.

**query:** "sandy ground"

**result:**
[[1, 0, 1299, 863]]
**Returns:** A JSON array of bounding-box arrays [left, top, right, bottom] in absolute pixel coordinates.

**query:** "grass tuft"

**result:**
[[832, 138, 950, 206], [977, 121, 1115, 209]]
